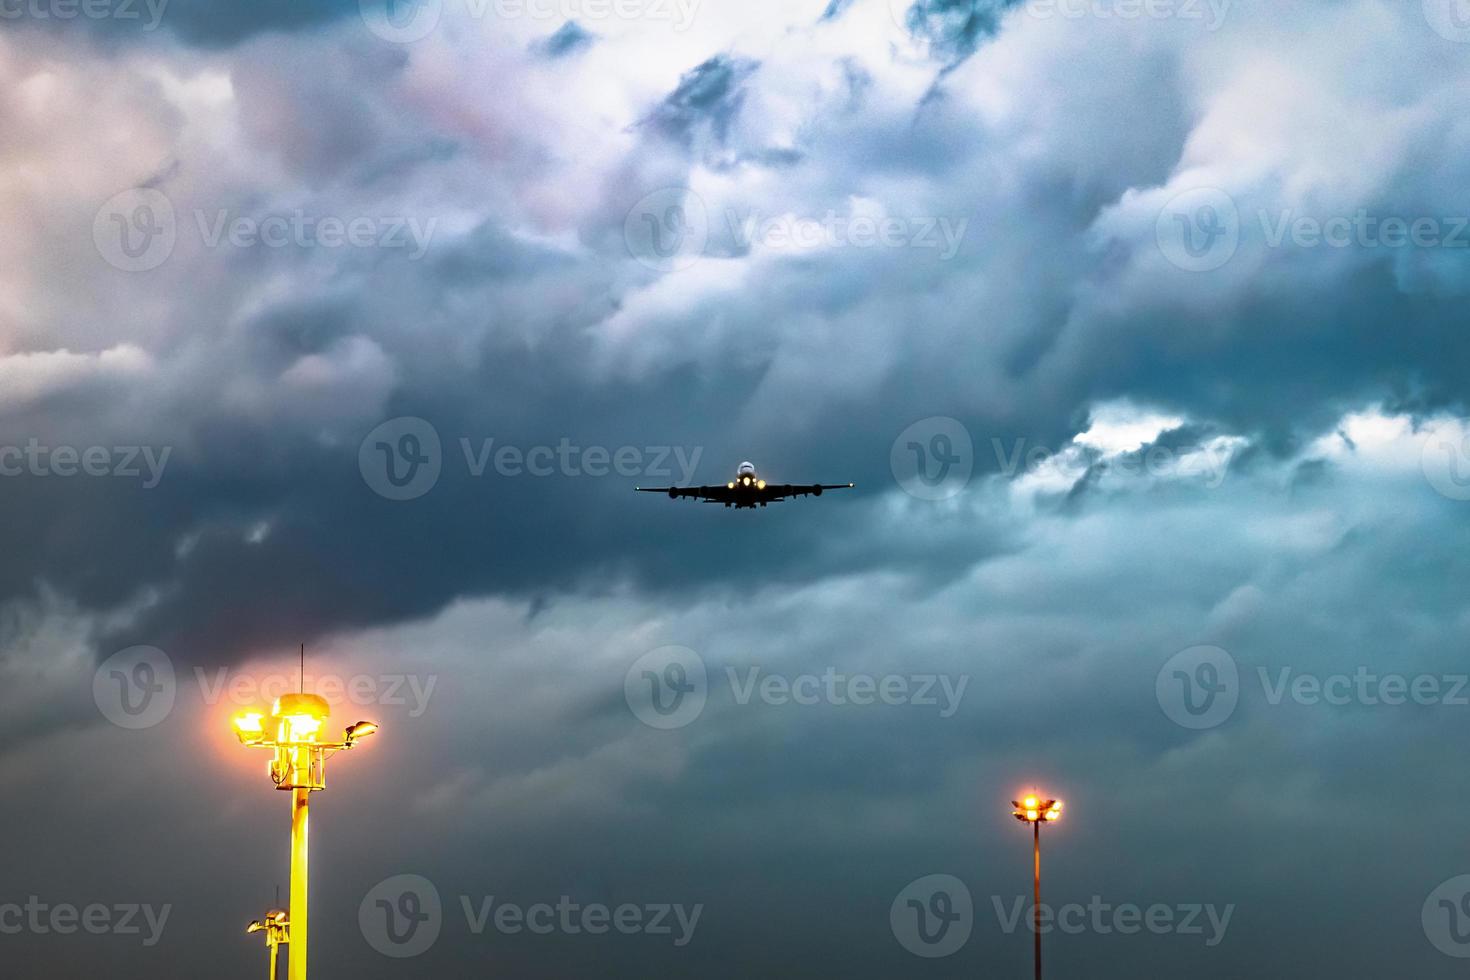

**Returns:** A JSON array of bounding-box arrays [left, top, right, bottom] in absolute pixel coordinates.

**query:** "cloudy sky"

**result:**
[[4, 0, 1470, 975]]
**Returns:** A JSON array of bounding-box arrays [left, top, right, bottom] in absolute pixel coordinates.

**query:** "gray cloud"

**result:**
[[5, 1, 1470, 668], [532, 20, 597, 58]]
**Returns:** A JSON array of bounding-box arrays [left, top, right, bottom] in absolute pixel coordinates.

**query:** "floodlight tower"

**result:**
[[1012, 792, 1064, 980], [233, 653, 378, 980]]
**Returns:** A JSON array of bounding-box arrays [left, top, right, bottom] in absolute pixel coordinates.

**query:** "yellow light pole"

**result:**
[[234, 694, 378, 980], [247, 909, 289, 980], [1012, 793, 1063, 980]]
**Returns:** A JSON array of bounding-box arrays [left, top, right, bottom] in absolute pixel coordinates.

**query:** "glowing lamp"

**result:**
[[233, 711, 267, 745], [273, 693, 330, 745], [1012, 794, 1062, 824]]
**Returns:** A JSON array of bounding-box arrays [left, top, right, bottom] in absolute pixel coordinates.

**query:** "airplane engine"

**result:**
[[668, 488, 678, 499], [813, 486, 823, 496]]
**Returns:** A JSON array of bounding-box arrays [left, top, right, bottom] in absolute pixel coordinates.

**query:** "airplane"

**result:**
[[637, 461, 854, 509]]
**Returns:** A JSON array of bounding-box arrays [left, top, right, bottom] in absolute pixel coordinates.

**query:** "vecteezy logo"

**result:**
[[1156, 187, 1240, 272], [1424, 875, 1470, 957], [359, 0, 443, 43], [93, 188, 176, 272], [890, 417, 974, 501], [624, 188, 709, 273], [93, 646, 176, 729], [624, 646, 707, 730], [361, 874, 443, 958], [1157, 645, 1239, 730], [1420, 426, 1470, 501], [890, 874, 973, 958], [359, 417, 442, 501], [1424, 0, 1470, 42]]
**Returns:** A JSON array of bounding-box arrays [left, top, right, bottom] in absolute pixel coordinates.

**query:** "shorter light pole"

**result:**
[[247, 909, 289, 980], [1012, 793, 1063, 980]]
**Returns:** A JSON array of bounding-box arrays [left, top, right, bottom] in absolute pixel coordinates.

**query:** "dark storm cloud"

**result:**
[[159, 0, 359, 45], [640, 54, 761, 153], [890, 0, 1025, 64], [83, 349, 1019, 663], [6, 1, 1470, 687], [531, 20, 596, 58], [0, 0, 360, 45]]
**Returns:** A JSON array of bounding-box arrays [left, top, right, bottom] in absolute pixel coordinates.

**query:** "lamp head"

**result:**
[[272, 692, 331, 744], [1012, 793, 1062, 824], [250, 909, 289, 937], [344, 720, 379, 744], [232, 710, 267, 745]]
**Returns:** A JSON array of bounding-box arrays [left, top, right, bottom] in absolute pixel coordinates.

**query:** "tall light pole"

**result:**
[[234, 690, 378, 980], [247, 908, 289, 980], [1012, 793, 1063, 980]]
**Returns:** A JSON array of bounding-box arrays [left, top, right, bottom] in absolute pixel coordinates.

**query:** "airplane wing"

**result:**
[[759, 483, 854, 501], [636, 485, 735, 502]]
